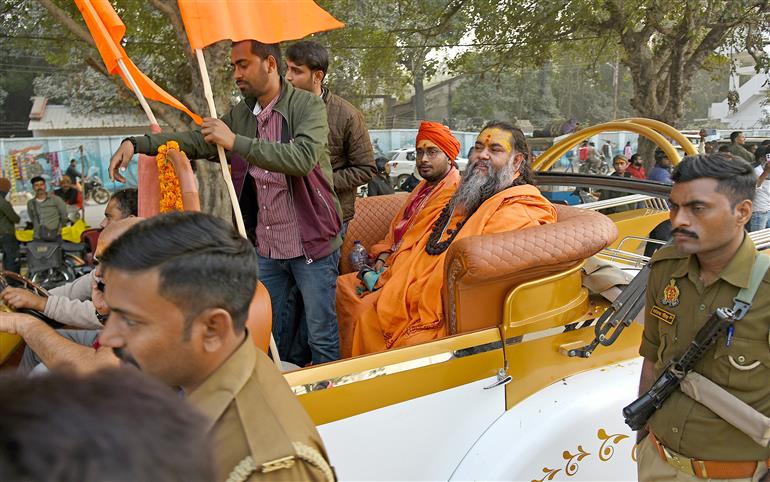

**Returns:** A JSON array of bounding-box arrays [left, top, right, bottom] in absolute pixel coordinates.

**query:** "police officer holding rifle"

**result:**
[[629, 154, 770, 481]]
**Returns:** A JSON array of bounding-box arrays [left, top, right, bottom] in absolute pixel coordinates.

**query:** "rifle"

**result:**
[[623, 307, 735, 431], [568, 262, 650, 358]]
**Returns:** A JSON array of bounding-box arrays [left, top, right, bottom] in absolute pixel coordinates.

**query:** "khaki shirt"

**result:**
[[188, 338, 332, 482], [640, 235, 770, 461]]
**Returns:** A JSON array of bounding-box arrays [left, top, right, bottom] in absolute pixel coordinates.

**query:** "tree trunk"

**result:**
[[622, 46, 689, 174], [413, 56, 426, 124], [193, 159, 233, 222], [636, 137, 659, 174]]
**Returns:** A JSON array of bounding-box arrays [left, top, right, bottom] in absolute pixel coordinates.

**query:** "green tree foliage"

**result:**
[[466, 0, 769, 125], [462, 0, 769, 167], [449, 59, 637, 130], [316, 0, 469, 126], [8, 0, 234, 130]]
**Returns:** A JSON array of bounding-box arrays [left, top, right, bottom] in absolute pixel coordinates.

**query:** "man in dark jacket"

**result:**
[[368, 157, 396, 196], [0, 178, 20, 273], [285, 40, 375, 236], [108, 40, 342, 364]]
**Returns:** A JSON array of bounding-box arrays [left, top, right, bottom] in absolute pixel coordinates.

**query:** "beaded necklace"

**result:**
[[425, 202, 469, 255]]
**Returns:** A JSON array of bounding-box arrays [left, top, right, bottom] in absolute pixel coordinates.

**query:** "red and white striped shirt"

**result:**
[[248, 92, 304, 259]]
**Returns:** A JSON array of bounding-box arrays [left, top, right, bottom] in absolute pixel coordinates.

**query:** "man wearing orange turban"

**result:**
[[335, 121, 461, 356], [350, 121, 557, 355], [416, 121, 461, 167]]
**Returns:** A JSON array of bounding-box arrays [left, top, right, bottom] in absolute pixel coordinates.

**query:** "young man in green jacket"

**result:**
[[108, 40, 343, 364]]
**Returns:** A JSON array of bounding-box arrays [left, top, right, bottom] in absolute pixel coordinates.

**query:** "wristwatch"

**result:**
[[95, 309, 109, 324]]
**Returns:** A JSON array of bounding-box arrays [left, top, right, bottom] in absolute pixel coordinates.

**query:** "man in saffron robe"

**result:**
[[336, 121, 461, 357], [351, 121, 558, 355]]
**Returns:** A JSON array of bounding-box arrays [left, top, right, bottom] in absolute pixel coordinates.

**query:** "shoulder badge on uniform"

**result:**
[[661, 278, 680, 307]]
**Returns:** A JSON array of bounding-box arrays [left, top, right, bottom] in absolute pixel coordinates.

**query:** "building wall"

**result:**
[[387, 78, 462, 129], [32, 127, 151, 138], [0, 135, 139, 193], [708, 70, 769, 129], [369, 129, 478, 157]]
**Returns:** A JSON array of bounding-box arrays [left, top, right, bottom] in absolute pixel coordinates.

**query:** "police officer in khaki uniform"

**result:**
[[637, 154, 770, 481], [98, 212, 334, 482]]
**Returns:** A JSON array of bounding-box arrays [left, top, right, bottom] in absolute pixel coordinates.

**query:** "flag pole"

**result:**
[[116, 59, 161, 132], [194, 48, 281, 368], [194, 49, 247, 239]]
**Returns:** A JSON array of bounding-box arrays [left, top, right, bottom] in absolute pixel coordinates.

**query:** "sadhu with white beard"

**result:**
[[351, 121, 558, 355]]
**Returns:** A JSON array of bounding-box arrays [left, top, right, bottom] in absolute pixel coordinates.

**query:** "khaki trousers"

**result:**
[[637, 435, 767, 482]]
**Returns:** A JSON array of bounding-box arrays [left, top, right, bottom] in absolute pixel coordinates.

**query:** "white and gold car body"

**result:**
[[287, 260, 646, 480]]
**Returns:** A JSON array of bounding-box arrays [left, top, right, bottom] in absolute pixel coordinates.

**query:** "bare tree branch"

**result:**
[[35, 0, 93, 45]]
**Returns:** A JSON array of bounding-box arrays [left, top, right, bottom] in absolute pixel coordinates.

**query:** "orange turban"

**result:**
[[416, 121, 461, 161]]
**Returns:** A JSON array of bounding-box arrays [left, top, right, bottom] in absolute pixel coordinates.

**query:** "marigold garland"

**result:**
[[156, 141, 184, 212]]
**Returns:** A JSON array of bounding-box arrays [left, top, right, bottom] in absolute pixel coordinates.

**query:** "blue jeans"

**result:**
[[749, 211, 770, 232], [258, 250, 340, 364]]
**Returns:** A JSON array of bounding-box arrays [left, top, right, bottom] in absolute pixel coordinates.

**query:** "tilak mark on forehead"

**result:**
[[478, 128, 513, 153]]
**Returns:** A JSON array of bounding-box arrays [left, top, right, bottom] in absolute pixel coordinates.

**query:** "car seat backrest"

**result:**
[[340, 193, 409, 274], [444, 204, 618, 334]]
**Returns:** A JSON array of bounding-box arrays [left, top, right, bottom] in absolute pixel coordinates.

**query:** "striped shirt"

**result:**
[[248, 92, 304, 259]]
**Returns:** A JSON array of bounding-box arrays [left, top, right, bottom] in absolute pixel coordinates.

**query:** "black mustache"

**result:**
[[113, 347, 140, 369], [671, 228, 698, 239]]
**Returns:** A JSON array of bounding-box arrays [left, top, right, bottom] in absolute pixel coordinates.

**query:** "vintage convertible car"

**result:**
[[0, 118, 731, 480], [283, 188, 662, 480]]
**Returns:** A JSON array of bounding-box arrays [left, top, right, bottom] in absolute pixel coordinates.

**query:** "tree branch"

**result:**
[[387, 0, 468, 37], [35, 0, 94, 45]]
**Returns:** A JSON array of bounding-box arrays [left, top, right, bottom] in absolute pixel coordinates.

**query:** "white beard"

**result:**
[[450, 160, 517, 214]]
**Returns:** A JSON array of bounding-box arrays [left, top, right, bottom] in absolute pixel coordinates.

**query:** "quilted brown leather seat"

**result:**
[[442, 204, 618, 335], [340, 193, 408, 274]]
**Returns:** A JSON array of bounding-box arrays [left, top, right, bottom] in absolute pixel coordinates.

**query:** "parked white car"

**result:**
[[387, 148, 468, 187]]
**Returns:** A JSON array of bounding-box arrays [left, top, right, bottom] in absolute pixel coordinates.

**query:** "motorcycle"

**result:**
[[83, 175, 110, 205], [22, 240, 85, 290], [578, 155, 611, 175]]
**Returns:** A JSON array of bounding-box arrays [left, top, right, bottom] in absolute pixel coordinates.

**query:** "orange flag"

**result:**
[[75, 0, 202, 124], [177, 0, 344, 49]]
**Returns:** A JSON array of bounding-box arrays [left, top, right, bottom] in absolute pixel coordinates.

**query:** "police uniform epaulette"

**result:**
[[226, 443, 335, 482], [648, 245, 687, 265], [223, 345, 336, 482]]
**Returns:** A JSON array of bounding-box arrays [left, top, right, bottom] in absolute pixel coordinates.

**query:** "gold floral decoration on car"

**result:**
[[597, 428, 629, 462], [533, 427, 634, 480]]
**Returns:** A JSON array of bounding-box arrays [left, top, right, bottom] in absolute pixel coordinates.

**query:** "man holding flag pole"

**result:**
[[110, 39, 344, 366], [79, 0, 345, 364], [75, 1, 345, 480]]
